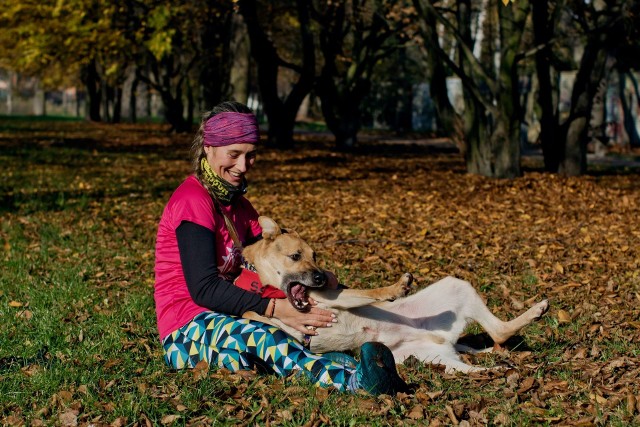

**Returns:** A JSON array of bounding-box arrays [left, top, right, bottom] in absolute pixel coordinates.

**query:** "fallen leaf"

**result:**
[[517, 377, 536, 394], [407, 404, 425, 419], [58, 410, 78, 427], [557, 309, 571, 324], [445, 405, 458, 425], [193, 360, 209, 380], [493, 413, 510, 425], [161, 414, 180, 425], [111, 417, 127, 427], [573, 348, 587, 359], [57, 390, 73, 403], [627, 394, 637, 414], [16, 309, 33, 320], [3, 415, 24, 427], [278, 410, 293, 421], [315, 387, 329, 402]]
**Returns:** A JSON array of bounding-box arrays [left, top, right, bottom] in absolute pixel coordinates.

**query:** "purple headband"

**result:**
[[203, 112, 260, 147]]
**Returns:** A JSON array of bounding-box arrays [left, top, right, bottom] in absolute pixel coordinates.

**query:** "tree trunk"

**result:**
[[464, 0, 525, 178], [6, 72, 14, 114], [239, 0, 315, 148], [321, 100, 361, 149], [186, 79, 194, 127], [113, 86, 122, 123], [81, 60, 101, 121], [413, 0, 463, 147], [160, 88, 190, 133], [620, 73, 640, 147], [589, 71, 608, 147], [130, 72, 138, 123], [559, 40, 613, 175], [317, 74, 368, 150], [464, 100, 491, 175], [146, 82, 152, 120], [532, 0, 562, 172], [426, 24, 463, 147], [465, 109, 520, 178], [141, 55, 192, 132], [199, 5, 233, 110], [102, 81, 111, 122], [33, 80, 45, 116]]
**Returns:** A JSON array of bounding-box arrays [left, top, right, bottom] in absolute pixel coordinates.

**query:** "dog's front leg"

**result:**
[[311, 273, 413, 309], [375, 272, 413, 300]]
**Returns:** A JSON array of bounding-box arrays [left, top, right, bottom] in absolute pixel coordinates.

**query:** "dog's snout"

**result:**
[[313, 270, 327, 286]]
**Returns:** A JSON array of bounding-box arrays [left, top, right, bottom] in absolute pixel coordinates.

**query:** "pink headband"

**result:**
[[203, 112, 260, 147]]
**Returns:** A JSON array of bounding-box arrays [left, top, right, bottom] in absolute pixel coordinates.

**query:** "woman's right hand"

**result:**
[[271, 298, 337, 336]]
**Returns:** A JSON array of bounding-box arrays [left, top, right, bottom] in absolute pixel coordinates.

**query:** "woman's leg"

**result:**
[[162, 311, 357, 391]]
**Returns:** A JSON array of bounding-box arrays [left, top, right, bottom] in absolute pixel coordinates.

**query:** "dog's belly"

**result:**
[[308, 316, 380, 353], [308, 307, 425, 353]]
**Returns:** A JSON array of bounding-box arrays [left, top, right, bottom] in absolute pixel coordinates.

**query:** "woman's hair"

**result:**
[[190, 101, 254, 173]]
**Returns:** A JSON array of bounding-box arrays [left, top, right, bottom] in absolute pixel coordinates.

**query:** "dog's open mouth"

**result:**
[[287, 282, 309, 311]]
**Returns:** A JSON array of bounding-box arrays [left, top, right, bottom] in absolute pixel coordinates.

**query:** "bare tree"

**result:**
[[414, 0, 530, 178], [312, 0, 417, 149], [238, 0, 315, 148]]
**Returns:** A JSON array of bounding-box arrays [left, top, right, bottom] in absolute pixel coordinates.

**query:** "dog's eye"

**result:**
[[289, 253, 301, 262]]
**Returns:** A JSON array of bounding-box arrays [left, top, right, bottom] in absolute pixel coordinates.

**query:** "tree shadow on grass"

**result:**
[[0, 184, 178, 214]]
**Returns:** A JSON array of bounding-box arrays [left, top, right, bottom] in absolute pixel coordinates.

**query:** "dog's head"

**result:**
[[244, 216, 327, 311]]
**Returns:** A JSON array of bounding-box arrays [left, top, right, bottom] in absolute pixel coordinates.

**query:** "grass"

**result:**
[[1, 118, 639, 425]]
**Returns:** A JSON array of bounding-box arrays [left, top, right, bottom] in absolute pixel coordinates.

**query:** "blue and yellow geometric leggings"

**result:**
[[162, 311, 358, 392]]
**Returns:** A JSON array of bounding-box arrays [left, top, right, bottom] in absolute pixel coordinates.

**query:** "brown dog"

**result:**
[[243, 217, 549, 373]]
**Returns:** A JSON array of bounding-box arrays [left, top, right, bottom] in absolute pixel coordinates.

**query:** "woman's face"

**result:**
[[204, 143, 258, 187]]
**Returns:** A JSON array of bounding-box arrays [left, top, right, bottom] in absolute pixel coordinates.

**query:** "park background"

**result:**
[[1, 0, 640, 425]]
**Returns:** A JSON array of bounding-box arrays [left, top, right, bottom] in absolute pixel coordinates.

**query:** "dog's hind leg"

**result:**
[[482, 299, 549, 344], [444, 277, 549, 344]]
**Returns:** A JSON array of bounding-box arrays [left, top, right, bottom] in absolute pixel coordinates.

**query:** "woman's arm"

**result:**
[[176, 221, 270, 316], [177, 221, 336, 335]]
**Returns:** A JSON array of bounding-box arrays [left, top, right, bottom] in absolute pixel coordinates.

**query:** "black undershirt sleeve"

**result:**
[[176, 221, 270, 316]]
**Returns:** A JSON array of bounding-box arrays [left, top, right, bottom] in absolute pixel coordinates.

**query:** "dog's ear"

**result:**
[[258, 216, 281, 240], [283, 228, 299, 237]]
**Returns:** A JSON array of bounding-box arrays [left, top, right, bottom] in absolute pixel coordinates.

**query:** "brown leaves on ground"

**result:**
[[1, 121, 639, 425]]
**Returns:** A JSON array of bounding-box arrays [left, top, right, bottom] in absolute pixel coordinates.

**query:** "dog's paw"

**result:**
[[385, 273, 413, 300], [399, 273, 413, 295], [530, 299, 549, 321]]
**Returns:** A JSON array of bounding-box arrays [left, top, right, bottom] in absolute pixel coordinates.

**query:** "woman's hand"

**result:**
[[271, 298, 337, 336]]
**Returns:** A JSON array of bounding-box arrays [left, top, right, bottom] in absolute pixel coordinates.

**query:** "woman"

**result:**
[[154, 101, 408, 395]]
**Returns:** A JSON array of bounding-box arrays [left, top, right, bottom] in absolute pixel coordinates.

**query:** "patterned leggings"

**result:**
[[162, 311, 357, 391]]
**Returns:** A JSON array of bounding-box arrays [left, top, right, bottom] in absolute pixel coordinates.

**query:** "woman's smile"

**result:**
[[205, 143, 257, 187]]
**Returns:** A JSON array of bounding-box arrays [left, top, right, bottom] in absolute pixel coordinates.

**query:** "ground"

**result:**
[[0, 118, 639, 426]]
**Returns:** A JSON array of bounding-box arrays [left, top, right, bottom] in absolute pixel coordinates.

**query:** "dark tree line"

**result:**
[[1, 0, 639, 177]]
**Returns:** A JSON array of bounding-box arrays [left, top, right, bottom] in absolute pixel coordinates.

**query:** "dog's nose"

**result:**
[[313, 271, 327, 286]]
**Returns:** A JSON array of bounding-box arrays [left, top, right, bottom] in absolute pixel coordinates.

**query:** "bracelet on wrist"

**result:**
[[266, 298, 276, 318]]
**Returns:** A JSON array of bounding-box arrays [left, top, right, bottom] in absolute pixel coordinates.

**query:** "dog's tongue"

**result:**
[[291, 283, 306, 301]]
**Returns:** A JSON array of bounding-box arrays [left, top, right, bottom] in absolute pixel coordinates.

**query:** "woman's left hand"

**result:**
[[271, 298, 337, 335]]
